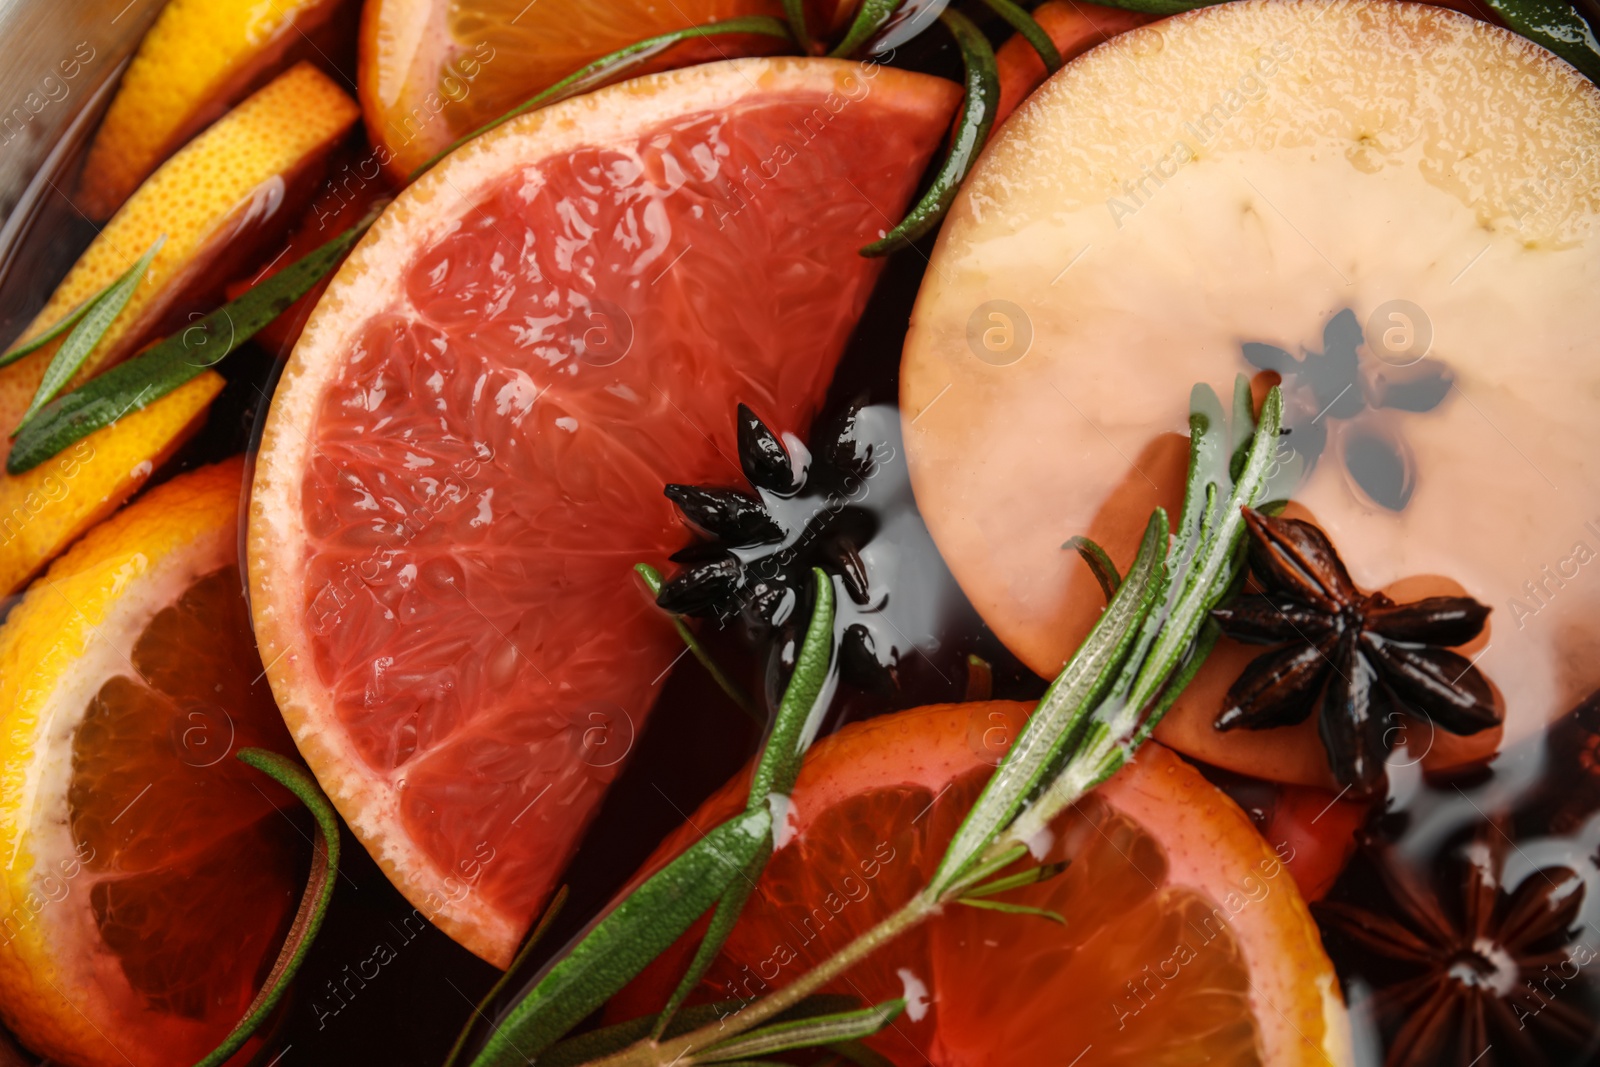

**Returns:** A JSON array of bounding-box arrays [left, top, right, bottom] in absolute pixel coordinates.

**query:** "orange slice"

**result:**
[[614, 703, 1350, 1065], [0, 61, 358, 598], [358, 0, 788, 178], [77, 0, 348, 220], [0, 459, 303, 1067], [900, 0, 1600, 787], [250, 57, 960, 968]]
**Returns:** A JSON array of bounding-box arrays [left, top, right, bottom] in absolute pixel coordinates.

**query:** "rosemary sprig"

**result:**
[[636, 563, 760, 721], [191, 749, 340, 1067], [976, 0, 1062, 72], [13, 236, 163, 432], [575, 381, 1284, 1067], [469, 572, 840, 1067], [830, 0, 909, 57], [861, 8, 998, 255], [6, 205, 382, 475], [409, 17, 796, 181]]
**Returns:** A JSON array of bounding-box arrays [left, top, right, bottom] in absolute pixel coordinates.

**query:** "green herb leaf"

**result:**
[[0, 291, 104, 372], [1483, 0, 1600, 82], [441, 886, 570, 1067], [411, 17, 795, 180], [861, 7, 998, 256], [1062, 535, 1121, 602], [1076, 0, 1210, 14], [953, 897, 1066, 924], [959, 860, 1067, 899], [540, 997, 859, 1067], [653, 570, 835, 1037], [6, 209, 379, 476], [702, 1000, 905, 1062], [830, 0, 908, 57], [929, 511, 1165, 896], [469, 808, 773, 1067], [782, 0, 812, 50], [748, 568, 836, 803], [15, 236, 164, 433], [650, 841, 770, 1040], [976, 0, 1061, 72], [191, 749, 339, 1067], [636, 563, 760, 722]]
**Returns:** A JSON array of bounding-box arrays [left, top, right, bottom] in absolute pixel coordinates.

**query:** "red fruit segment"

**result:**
[[251, 58, 962, 965], [613, 704, 1348, 1066]]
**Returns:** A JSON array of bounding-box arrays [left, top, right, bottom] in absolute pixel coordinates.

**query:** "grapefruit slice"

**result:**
[[0, 61, 357, 599], [0, 459, 303, 1067], [358, 0, 788, 179], [900, 0, 1600, 788], [249, 57, 961, 967], [76, 0, 347, 219], [612, 703, 1350, 1066]]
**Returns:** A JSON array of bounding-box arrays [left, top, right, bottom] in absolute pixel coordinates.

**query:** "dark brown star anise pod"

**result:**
[[1211, 509, 1499, 793], [1317, 828, 1598, 1066]]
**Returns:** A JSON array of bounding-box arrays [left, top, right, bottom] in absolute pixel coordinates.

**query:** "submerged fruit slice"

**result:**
[[613, 703, 1349, 1066], [0, 61, 357, 597], [358, 0, 786, 178], [250, 57, 960, 966], [901, 0, 1600, 787], [0, 373, 223, 598], [993, 1, 1152, 127], [77, 0, 347, 219], [0, 460, 303, 1067]]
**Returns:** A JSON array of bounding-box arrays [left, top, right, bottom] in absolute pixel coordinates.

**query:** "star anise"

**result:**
[[1317, 828, 1598, 1066], [1244, 308, 1454, 511], [655, 402, 894, 692], [1211, 508, 1499, 794]]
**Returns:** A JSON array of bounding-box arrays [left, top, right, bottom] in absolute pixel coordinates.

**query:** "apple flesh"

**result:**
[[901, 0, 1600, 787]]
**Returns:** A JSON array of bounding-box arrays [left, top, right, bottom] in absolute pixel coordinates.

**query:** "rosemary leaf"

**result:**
[[748, 568, 836, 803], [952, 898, 1065, 924], [1062, 535, 1121, 601], [958, 860, 1067, 899], [649, 570, 835, 1040], [635, 563, 760, 722], [410, 17, 795, 180], [976, 0, 1062, 72], [15, 236, 164, 432], [830, 0, 908, 57], [192, 749, 339, 1067], [650, 841, 770, 1040], [782, 0, 812, 49], [861, 8, 998, 255], [929, 512, 1165, 897], [440, 886, 570, 1067], [6, 209, 378, 475], [701, 1000, 906, 1062], [1484, 0, 1600, 82], [0, 290, 102, 371], [1075, 0, 1210, 13], [539, 998, 857, 1067], [469, 808, 774, 1067]]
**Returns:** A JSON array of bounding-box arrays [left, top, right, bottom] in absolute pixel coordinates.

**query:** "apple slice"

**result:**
[[902, 0, 1600, 787]]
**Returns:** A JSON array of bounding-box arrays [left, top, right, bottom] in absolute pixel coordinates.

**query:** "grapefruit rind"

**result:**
[[0, 461, 243, 1066], [901, 0, 1600, 785], [250, 56, 962, 967]]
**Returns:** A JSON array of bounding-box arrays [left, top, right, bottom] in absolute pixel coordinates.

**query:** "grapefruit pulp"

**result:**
[[250, 57, 962, 967], [611, 703, 1350, 1066]]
